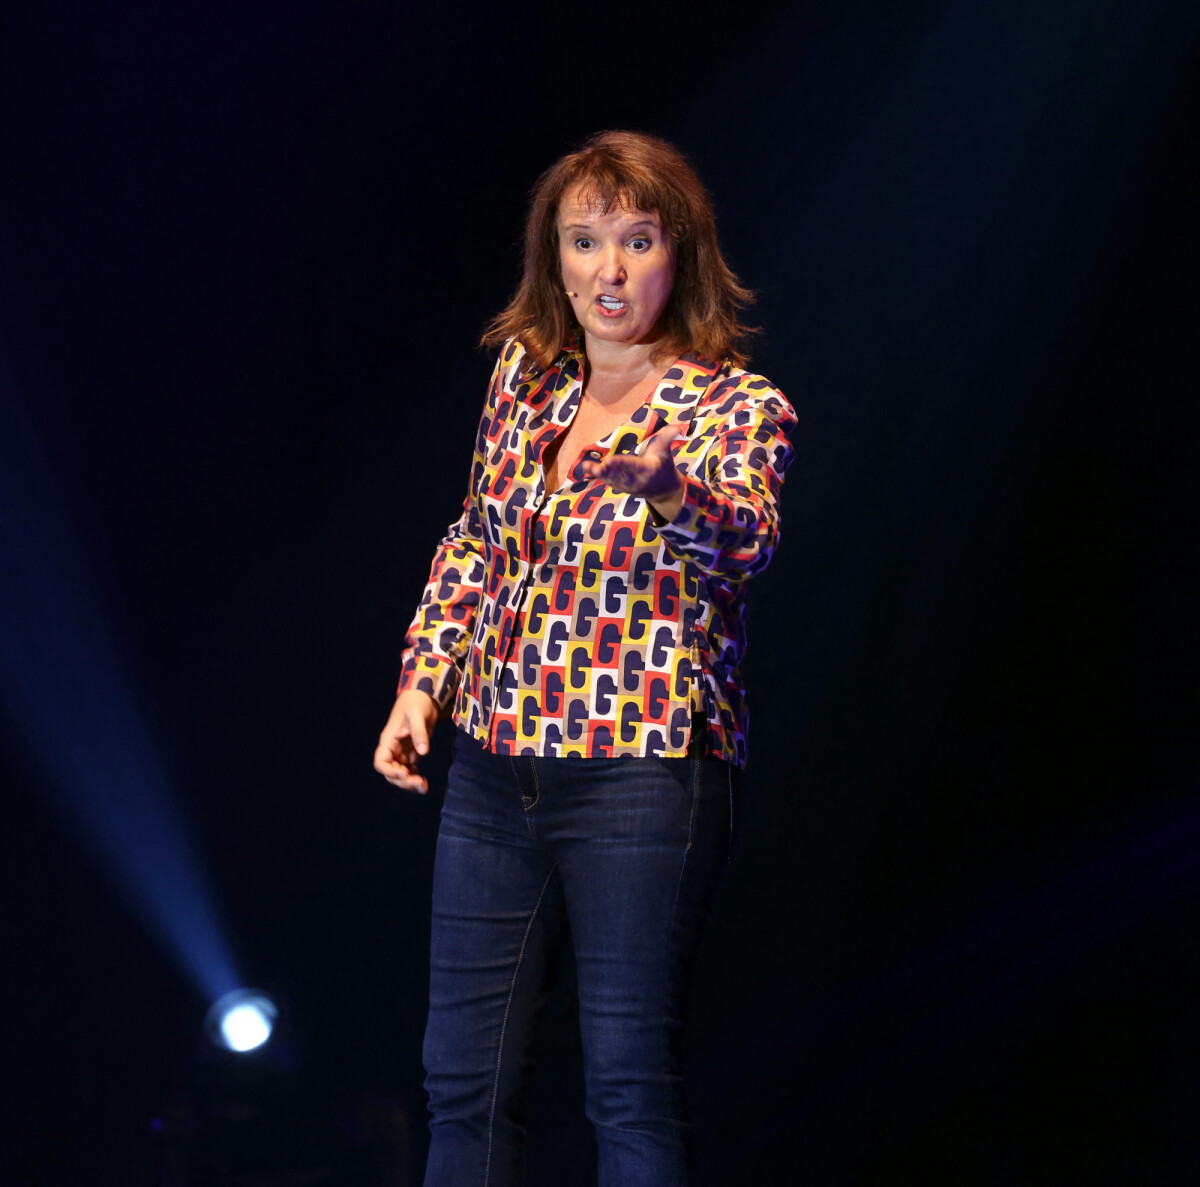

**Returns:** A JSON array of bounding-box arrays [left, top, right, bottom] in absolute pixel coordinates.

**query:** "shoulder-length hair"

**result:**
[[482, 130, 756, 371]]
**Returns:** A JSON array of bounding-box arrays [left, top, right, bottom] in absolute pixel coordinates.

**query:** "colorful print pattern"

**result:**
[[398, 338, 796, 765]]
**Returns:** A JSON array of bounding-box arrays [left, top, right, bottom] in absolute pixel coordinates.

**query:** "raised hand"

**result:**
[[580, 425, 685, 520]]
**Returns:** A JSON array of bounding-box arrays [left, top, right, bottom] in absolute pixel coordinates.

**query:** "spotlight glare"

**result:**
[[206, 989, 278, 1053]]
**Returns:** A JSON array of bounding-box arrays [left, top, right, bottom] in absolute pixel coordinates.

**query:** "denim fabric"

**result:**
[[422, 728, 737, 1187]]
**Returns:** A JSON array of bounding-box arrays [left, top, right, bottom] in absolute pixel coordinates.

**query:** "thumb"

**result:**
[[644, 425, 682, 457]]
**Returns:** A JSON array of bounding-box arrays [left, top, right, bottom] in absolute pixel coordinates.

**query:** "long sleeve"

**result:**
[[396, 358, 503, 711], [655, 377, 796, 582], [407, 344, 792, 763]]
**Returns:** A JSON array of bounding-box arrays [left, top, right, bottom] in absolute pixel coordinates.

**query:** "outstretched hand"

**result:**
[[580, 425, 685, 520]]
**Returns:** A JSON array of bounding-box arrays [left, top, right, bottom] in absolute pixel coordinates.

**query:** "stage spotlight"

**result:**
[[206, 989, 279, 1053]]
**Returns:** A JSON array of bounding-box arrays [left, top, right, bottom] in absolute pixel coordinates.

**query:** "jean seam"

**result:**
[[685, 755, 701, 852], [659, 757, 701, 1089], [484, 863, 559, 1187], [727, 761, 734, 860], [510, 754, 541, 813], [525, 757, 540, 811]]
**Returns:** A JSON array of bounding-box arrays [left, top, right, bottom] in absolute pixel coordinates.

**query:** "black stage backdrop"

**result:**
[[2, 3, 1199, 1183]]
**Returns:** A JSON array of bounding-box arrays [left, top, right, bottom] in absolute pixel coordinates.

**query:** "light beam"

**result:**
[[1, 348, 240, 1003]]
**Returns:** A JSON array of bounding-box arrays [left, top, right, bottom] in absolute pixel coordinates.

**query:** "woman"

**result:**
[[375, 131, 796, 1187]]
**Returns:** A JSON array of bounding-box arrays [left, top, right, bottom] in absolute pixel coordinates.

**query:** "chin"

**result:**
[[590, 319, 648, 342]]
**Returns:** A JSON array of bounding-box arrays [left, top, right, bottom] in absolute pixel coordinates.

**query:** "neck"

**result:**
[[581, 335, 664, 404]]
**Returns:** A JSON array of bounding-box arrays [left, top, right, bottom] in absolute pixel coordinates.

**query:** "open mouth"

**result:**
[[596, 295, 627, 314]]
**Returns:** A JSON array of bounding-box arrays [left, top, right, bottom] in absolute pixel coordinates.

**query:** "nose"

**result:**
[[598, 244, 625, 285]]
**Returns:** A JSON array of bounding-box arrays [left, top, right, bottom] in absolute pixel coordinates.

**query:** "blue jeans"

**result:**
[[422, 728, 737, 1187]]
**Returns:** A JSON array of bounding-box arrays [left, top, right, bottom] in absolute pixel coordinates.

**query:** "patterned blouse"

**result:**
[[398, 337, 796, 765]]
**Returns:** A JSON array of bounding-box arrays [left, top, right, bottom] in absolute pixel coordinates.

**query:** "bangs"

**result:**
[[483, 130, 755, 371], [561, 161, 687, 237]]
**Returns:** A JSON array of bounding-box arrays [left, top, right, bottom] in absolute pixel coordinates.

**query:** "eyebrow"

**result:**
[[561, 219, 661, 232]]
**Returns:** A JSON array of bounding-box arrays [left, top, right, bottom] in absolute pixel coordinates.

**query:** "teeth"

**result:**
[[599, 296, 625, 309]]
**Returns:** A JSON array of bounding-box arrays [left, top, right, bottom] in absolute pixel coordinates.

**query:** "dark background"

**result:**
[[3, 2, 1199, 1183]]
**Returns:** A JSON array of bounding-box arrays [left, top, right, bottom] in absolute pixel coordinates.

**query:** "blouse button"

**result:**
[[587, 450, 603, 461]]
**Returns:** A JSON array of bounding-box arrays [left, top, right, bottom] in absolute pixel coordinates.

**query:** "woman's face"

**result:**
[[558, 186, 676, 352]]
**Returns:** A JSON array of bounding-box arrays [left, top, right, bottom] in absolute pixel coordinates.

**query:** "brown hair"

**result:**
[[481, 130, 756, 371]]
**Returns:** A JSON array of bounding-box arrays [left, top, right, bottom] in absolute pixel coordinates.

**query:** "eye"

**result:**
[[574, 237, 594, 251], [629, 237, 652, 251]]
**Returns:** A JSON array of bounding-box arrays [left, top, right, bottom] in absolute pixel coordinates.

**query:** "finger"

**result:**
[[408, 713, 430, 756], [375, 751, 429, 794], [385, 771, 428, 794], [376, 729, 420, 768], [389, 770, 429, 794], [374, 746, 407, 777], [594, 465, 638, 493]]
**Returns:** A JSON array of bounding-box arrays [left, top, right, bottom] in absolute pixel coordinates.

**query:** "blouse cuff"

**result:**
[[397, 653, 460, 713], [654, 472, 723, 548]]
